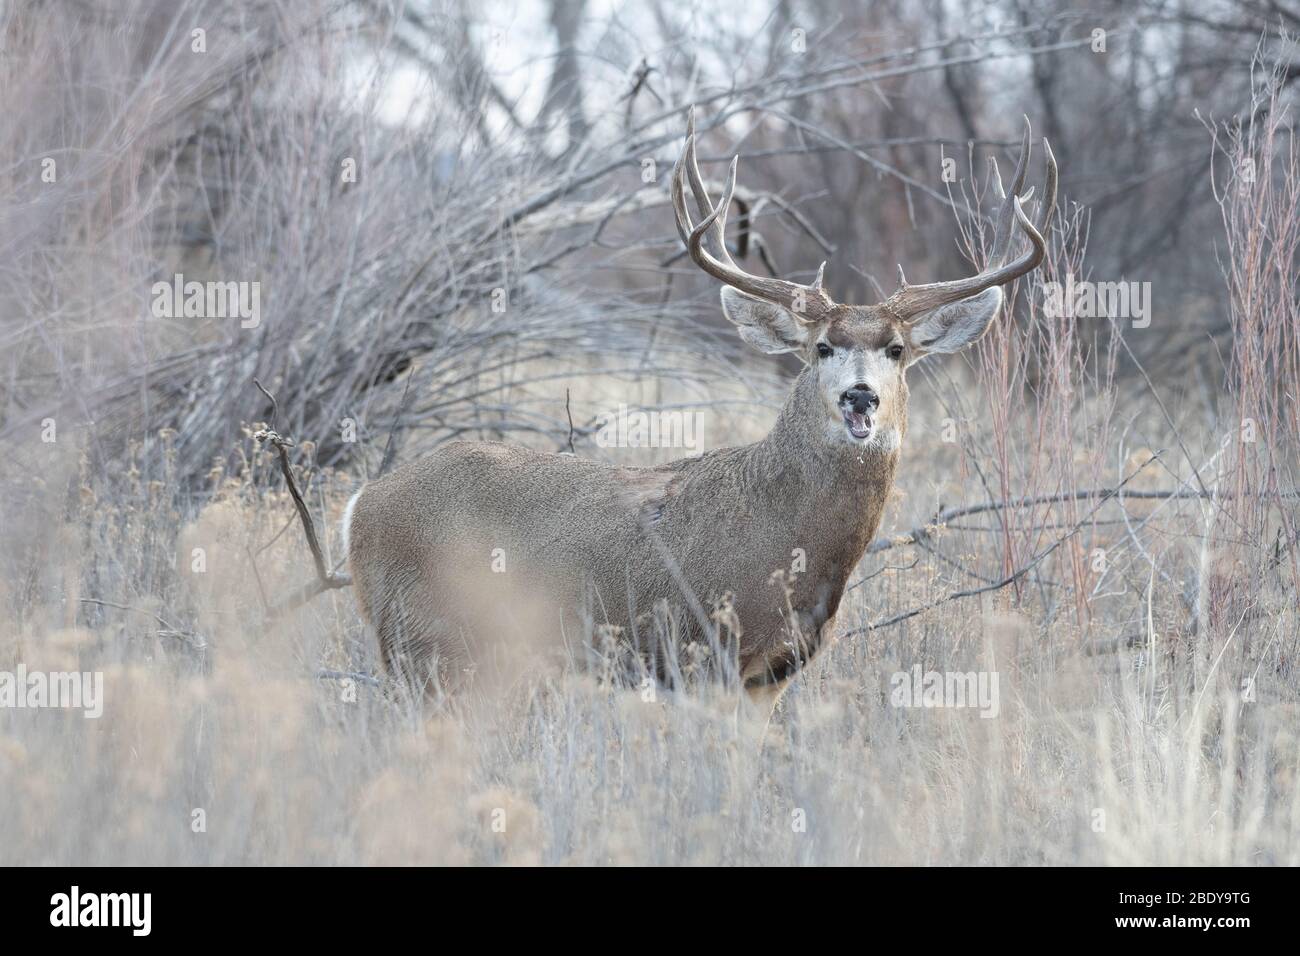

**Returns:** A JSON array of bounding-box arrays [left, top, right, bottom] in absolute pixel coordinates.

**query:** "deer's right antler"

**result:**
[[671, 107, 838, 322]]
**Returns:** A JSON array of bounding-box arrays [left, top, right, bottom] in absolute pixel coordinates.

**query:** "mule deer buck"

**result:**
[[345, 109, 1056, 710]]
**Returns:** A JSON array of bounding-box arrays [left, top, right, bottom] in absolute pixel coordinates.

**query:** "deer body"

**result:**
[[346, 365, 902, 698], [346, 109, 1055, 708]]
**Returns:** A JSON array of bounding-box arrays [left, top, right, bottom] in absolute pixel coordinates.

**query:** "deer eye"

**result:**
[[887, 344, 904, 361], [816, 343, 833, 358]]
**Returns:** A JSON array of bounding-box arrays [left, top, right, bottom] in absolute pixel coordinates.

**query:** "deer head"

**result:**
[[671, 109, 1056, 453]]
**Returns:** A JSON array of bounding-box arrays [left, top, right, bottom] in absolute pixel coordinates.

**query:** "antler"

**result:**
[[671, 107, 837, 322], [674, 110, 1056, 325], [879, 117, 1056, 321]]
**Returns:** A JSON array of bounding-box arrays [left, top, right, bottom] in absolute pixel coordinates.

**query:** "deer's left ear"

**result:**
[[905, 287, 1003, 363]]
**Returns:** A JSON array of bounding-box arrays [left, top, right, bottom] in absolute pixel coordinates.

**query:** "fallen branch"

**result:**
[[253, 380, 352, 619]]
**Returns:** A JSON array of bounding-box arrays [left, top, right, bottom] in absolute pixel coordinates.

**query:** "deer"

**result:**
[[343, 108, 1056, 712]]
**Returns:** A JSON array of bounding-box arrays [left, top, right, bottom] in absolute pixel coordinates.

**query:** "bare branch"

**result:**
[[252, 381, 352, 619], [847, 454, 1163, 635]]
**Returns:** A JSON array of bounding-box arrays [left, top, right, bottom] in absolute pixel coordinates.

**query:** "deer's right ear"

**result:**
[[719, 287, 811, 354]]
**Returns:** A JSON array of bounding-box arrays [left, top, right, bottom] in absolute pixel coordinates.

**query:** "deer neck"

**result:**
[[749, 368, 900, 545]]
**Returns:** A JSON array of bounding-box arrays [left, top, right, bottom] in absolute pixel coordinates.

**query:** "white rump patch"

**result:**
[[341, 488, 363, 555]]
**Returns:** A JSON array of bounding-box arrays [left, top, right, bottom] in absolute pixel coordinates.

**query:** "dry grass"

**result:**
[[2, 363, 1298, 865]]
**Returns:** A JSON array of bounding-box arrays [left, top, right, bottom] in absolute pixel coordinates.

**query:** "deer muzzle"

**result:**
[[839, 385, 879, 440]]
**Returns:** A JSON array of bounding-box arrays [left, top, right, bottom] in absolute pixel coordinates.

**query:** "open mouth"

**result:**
[[841, 407, 872, 440]]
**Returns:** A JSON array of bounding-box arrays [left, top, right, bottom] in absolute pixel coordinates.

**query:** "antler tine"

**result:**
[[670, 108, 837, 321], [990, 117, 1032, 264], [670, 141, 697, 247], [685, 157, 739, 270], [881, 123, 1057, 322], [684, 157, 780, 298], [679, 109, 730, 263], [1040, 138, 1058, 236], [811, 261, 826, 291]]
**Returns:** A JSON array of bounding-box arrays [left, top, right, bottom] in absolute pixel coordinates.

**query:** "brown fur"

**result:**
[[347, 306, 914, 705]]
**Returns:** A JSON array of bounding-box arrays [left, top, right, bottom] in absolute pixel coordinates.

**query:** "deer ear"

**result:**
[[905, 287, 1002, 361], [720, 287, 811, 354]]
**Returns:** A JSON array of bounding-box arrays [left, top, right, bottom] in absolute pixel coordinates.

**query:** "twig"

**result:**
[[564, 388, 576, 454], [78, 598, 205, 647], [316, 669, 384, 688], [254, 377, 279, 429], [846, 556, 919, 591], [252, 383, 352, 619], [245, 543, 271, 615], [866, 484, 1300, 554], [377, 367, 415, 479], [846, 454, 1162, 635]]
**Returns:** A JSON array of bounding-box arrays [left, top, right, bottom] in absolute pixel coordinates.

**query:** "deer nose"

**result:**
[[841, 384, 879, 413]]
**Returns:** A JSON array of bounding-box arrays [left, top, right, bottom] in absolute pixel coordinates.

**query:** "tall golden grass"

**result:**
[[2, 364, 1297, 865]]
